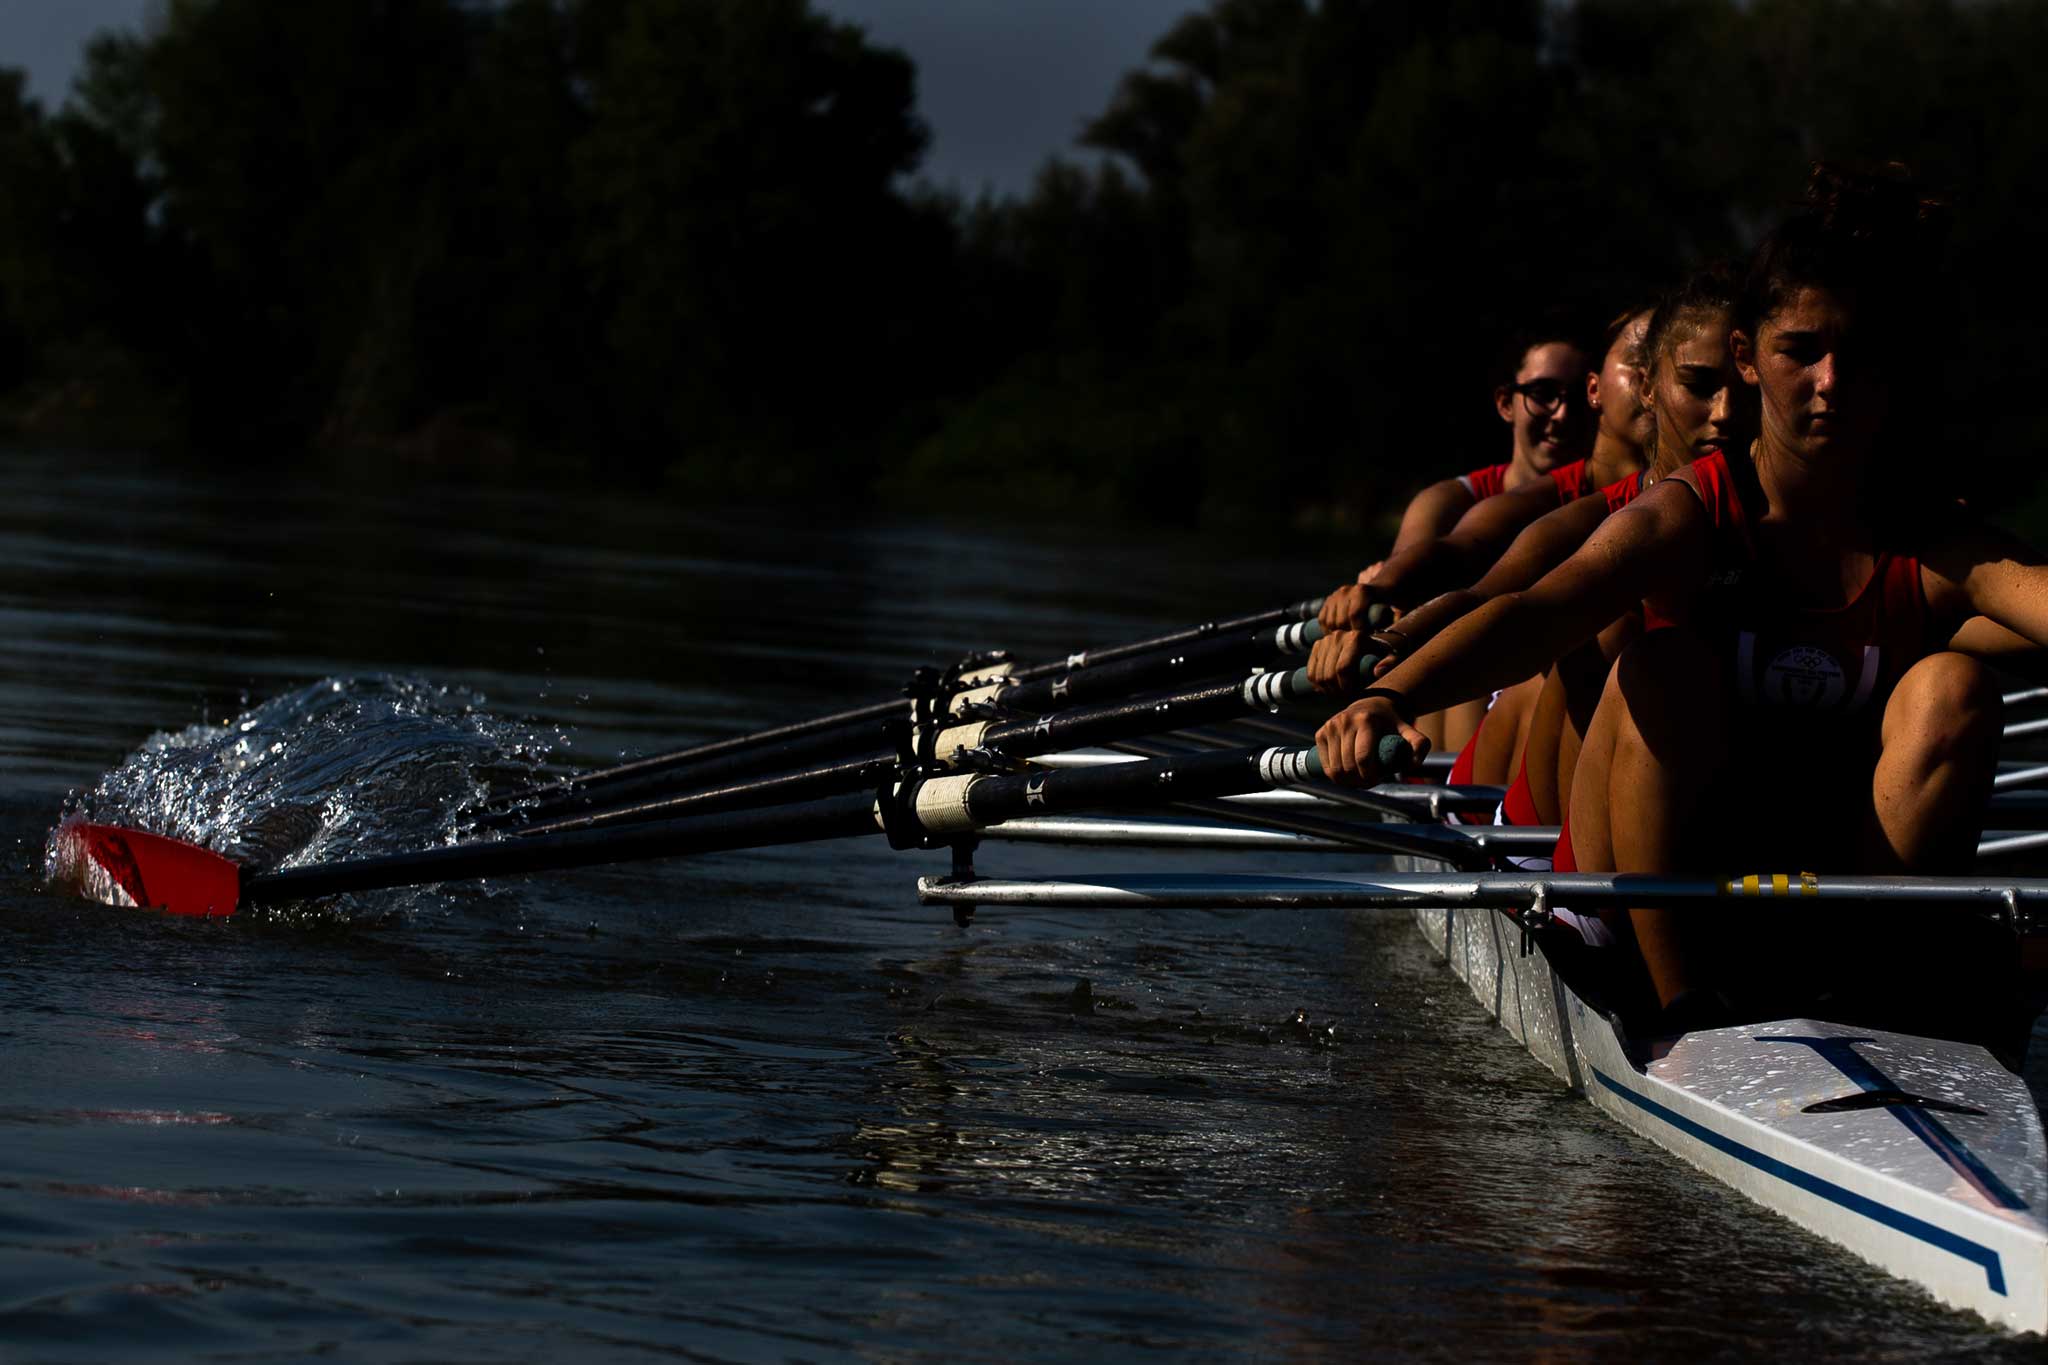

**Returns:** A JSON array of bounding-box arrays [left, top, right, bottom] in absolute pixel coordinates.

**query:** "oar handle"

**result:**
[[1365, 601, 1394, 630], [1270, 665, 1397, 711], [1291, 735, 1413, 780]]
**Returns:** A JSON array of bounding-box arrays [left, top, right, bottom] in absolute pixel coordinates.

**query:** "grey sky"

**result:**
[[0, 0, 1197, 197]]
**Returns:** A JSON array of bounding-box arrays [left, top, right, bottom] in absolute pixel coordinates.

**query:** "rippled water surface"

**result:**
[[1, 446, 2039, 1360]]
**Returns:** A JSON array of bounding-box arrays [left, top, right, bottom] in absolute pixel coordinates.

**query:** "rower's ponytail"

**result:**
[[1735, 161, 1950, 343]]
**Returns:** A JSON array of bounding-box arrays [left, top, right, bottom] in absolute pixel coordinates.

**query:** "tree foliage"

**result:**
[[1, 0, 2046, 519]]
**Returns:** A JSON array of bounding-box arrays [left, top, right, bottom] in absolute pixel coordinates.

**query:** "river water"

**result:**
[[0, 445, 2037, 1360]]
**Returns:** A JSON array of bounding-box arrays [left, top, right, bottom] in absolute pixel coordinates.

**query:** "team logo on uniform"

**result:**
[[1761, 644, 1848, 707]]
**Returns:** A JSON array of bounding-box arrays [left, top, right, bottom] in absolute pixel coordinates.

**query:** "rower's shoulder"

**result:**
[[1878, 492, 1984, 556]]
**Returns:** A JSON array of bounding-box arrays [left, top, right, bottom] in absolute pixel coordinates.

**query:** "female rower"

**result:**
[[1314, 307, 1653, 786], [1369, 325, 1598, 570], [1325, 308, 1653, 639], [1315, 166, 2048, 1043], [1336, 327, 1596, 753], [1381, 265, 1748, 820]]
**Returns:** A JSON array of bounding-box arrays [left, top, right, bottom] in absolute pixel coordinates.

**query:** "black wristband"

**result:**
[[1358, 687, 1412, 723]]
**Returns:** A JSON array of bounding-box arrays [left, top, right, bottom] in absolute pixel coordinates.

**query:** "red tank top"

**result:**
[[1601, 469, 1644, 513], [1548, 458, 1595, 502], [1649, 449, 1946, 718], [1457, 462, 1511, 499]]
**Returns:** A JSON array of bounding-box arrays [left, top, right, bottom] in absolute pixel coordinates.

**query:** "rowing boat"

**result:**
[[1404, 856, 2048, 1331], [919, 856, 2048, 1332]]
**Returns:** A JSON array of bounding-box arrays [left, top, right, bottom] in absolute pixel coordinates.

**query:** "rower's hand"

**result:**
[[1316, 696, 1430, 787], [1307, 629, 1387, 697], [1367, 630, 1406, 679], [1356, 559, 1386, 586], [1318, 583, 1381, 633]]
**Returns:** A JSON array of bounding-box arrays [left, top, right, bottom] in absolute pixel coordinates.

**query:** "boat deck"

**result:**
[[1414, 899, 2048, 1332]]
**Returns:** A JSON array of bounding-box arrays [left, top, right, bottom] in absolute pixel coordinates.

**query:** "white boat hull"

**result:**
[[1414, 899, 2048, 1332]]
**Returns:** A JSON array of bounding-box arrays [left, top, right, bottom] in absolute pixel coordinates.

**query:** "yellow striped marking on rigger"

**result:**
[[1726, 872, 1821, 898]]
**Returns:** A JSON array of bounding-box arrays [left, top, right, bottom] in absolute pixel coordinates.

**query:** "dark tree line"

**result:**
[[3, 0, 2047, 524]]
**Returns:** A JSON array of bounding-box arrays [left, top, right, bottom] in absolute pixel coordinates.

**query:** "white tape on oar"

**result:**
[[953, 661, 1015, 688], [1240, 670, 1305, 711], [1258, 746, 1320, 785], [945, 680, 1010, 712], [926, 720, 992, 764], [1272, 619, 1322, 654], [912, 774, 980, 832]]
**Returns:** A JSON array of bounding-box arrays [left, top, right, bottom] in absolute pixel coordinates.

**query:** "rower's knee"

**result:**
[[1882, 652, 2000, 766]]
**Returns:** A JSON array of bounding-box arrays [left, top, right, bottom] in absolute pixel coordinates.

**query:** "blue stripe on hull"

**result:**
[[1591, 1067, 2009, 1295]]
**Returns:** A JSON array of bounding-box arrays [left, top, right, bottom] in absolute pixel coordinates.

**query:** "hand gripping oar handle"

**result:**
[[1290, 734, 1415, 781]]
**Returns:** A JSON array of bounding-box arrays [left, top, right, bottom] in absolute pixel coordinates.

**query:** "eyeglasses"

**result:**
[[1509, 379, 1583, 416]]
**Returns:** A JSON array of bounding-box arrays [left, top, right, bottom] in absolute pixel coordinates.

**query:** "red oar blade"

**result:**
[[49, 822, 245, 918]]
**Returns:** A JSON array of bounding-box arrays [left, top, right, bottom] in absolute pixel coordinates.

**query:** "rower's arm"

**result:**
[[1921, 521, 2048, 647], [1375, 496, 1613, 657], [1385, 477, 1477, 563], [1945, 617, 2048, 681], [1467, 494, 1615, 600], [1369, 480, 1566, 610], [1317, 482, 1711, 783], [1321, 476, 1481, 632]]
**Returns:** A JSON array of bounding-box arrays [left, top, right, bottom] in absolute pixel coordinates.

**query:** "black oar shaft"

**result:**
[[496, 598, 1323, 809], [1008, 598, 1322, 679], [938, 669, 1320, 763], [505, 669, 1332, 835], [499, 718, 905, 826], [242, 739, 1409, 907], [246, 794, 884, 905], [948, 746, 1323, 826], [518, 752, 898, 837], [992, 619, 1320, 713]]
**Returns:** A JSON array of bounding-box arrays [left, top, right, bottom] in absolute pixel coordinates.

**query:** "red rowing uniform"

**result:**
[[1548, 458, 1597, 502], [1553, 447, 1961, 874], [1495, 467, 1651, 832], [1458, 457, 1606, 509], [1646, 449, 1951, 708], [1602, 469, 1644, 513], [1445, 726, 1487, 824], [1457, 462, 1512, 500]]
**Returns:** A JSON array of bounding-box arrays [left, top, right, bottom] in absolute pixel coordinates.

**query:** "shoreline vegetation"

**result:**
[[5, 0, 2048, 532]]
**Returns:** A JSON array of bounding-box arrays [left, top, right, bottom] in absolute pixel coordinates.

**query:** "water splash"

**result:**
[[45, 677, 555, 913]]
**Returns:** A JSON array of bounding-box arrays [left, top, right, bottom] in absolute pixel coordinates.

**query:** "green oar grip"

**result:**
[[1365, 601, 1394, 630], [1290, 733, 1411, 782]]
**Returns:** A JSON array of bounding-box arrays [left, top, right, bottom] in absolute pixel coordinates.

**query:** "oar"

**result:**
[[53, 738, 1411, 918], [967, 811, 2048, 864], [2003, 685, 2048, 711], [917, 869, 2048, 914], [499, 665, 1352, 836], [488, 598, 1325, 813]]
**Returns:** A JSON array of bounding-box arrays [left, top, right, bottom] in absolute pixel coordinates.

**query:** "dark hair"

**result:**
[[1734, 162, 1949, 342], [1492, 313, 1594, 388], [1643, 260, 1739, 378], [1599, 306, 1653, 371]]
